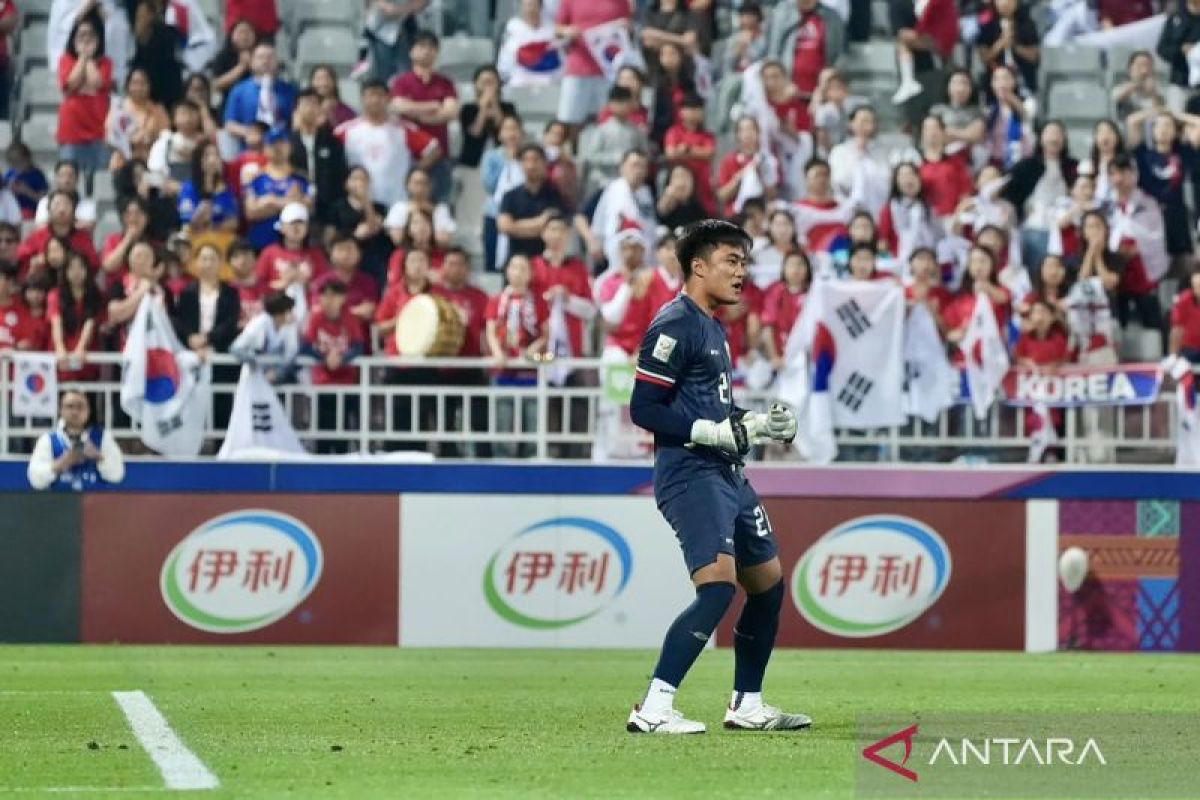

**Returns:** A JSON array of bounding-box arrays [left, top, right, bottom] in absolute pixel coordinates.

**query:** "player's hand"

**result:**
[[690, 417, 750, 456], [765, 402, 797, 444]]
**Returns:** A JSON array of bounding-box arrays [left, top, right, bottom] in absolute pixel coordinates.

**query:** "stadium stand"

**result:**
[[0, 0, 1196, 466]]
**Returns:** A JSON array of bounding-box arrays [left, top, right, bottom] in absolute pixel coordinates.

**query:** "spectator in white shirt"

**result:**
[[828, 106, 890, 216], [27, 390, 124, 491]]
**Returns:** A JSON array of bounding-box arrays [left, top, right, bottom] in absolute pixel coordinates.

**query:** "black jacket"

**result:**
[[173, 283, 242, 353], [289, 126, 348, 226], [999, 155, 1079, 218], [1158, 10, 1200, 89]]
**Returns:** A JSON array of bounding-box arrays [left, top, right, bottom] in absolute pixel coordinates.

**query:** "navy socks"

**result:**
[[733, 579, 784, 694], [652, 581, 736, 687]]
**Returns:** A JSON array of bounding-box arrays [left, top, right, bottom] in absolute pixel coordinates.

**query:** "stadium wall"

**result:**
[[0, 463, 1195, 652]]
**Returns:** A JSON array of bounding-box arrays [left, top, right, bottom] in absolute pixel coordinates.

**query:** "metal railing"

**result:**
[[0, 352, 1180, 463]]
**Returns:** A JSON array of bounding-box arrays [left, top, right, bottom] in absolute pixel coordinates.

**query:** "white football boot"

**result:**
[[626, 705, 707, 734], [723, 702, 813, 731]]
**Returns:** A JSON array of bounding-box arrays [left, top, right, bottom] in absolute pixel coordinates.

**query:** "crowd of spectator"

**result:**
[[2, 0, 1200, 459]]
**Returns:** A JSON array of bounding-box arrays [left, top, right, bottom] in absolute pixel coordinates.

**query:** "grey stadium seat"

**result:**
[[21, 113, 58, 162], [295, 26, 358, 75], [505, 83, 560, 124], [1040, 45, 1105, 88], [437, 36, 496, 83], [842, 42, 896, 84], [287, 0, 361, 33], [21, 67, 61, 115], [18, 23, 49, 73], [1046, 82, 1110, 127]]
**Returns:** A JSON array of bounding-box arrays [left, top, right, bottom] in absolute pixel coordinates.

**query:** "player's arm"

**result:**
[[629, 323, 751, 453]]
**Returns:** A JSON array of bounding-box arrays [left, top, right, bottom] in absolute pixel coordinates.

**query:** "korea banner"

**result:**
[[499, 31, 564, 86], [961, 295, 1010, 420], [11, 352, 57, 418], [800, 280, 906, 429], [120, 295, 210, 456], [581, 19, 644, 83], [218, 364, 306, 460], [1002, 363, 1163, 408]]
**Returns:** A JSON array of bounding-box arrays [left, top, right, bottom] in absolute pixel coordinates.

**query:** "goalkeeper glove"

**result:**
[[690, 416, 751, 456], [765, 402, 798, 444]]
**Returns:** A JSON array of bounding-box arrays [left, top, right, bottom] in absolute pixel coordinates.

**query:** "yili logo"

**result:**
[[161, 510, 323, 633], [793, 515, 951, 637], [484, 517, 632, 629]]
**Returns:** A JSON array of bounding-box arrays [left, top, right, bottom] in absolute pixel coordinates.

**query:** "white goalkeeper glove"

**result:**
[[765, 402, 798, 444], [690, 416, 752, 455]]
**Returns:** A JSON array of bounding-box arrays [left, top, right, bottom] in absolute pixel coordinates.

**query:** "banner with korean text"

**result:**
[[80, 494, 399, 644], [399, 495, 694, 647]]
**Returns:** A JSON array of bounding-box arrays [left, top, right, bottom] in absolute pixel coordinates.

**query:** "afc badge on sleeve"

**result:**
[[652, 334, 677, 363]]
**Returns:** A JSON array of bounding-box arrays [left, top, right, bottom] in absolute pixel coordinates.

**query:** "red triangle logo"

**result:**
[[862, 723, 919, 782]]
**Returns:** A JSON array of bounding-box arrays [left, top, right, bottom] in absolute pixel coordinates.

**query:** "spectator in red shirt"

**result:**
[[1171, 270, 1200, 362], [944, 245, 1013, 362], [486, 253, 549, 458], [594, 228, 656, 357], [768, 0, 844, 100], [905, 247, 952, 329], [375, 247, 433, 356], [596, 66, 652, 136], [0, 0, 18, 120], [254, 203, 330, 309], [717, 116, 779, 217], [1014, 298, 1071, 460], [0, 262, 33, 352], [310, 234, 379, 328], [99, 196, 150, 283], [36, 236, 71, 291], [18, 191, 100, 279], [228, 239, 263, 327], [21, 274, 50, 351], [663, 94, 717, 215], [49, 251, 105, 381], [432, 246, 493, 457], [225, 0, 279, 37], [387, 208, 445, 286], [301, 279, 365, 454], [389, 30, 459, 203], [531, 213, 594, 362], [554, 0, 635, 127], [761, 250, 811, 370], [919, 115, 973, 218], [58, 14, 113, 182]]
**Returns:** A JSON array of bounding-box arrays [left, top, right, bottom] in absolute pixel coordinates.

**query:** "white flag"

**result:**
[[218, 364, 306, 460], [903, 303, 957, 424], [120, 294, 210, 456], [11, 352, 57, 418], [581, 20, 644, 83], [1169, 357, 1200, 466], [961, 294, 1010, 421], [545, 297, 572, 387]]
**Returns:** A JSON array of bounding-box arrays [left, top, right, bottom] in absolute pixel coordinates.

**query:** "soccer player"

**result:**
[[626, 219, 810, 735]]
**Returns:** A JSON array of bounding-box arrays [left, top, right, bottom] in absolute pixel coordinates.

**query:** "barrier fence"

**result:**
[[0, 352, 1182, 462]]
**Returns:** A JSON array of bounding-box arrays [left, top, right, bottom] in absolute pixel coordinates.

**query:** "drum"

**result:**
[[395, 293, 466, 356]]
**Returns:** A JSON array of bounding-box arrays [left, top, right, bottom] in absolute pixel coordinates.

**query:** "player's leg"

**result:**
[[627, 479, 739, 734], [724, 482, 812, 731]]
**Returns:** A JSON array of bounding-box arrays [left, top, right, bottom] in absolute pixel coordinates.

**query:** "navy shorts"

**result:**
[[655, 466, 779, 575]]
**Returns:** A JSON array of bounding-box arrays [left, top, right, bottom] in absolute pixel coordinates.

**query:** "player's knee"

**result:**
[[749, 579, 785, 613], [694, 580, 737, 625]]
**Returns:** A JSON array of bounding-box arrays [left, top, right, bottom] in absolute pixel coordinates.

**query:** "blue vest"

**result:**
[[47, 427, 106, 492]]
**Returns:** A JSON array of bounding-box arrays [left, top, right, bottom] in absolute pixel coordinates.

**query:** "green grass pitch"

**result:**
[[2, 646, 1197, 798]]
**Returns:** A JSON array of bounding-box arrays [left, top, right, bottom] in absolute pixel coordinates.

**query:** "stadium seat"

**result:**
[[18, 23, 49, 73], [19, 0, 53, 23], [456, 81, 476, 104], [1067, 127, 1092, 160], [842, 42, 896, 84], [295, 26, 358, 76], [504, 83, 560, 125], [1046, 82, 1109, 127], [1119, 324, 1163, 362], [94, 210, 122, 248], [20, 68, 62, 116], [338, 79, 362, 110], [21, 113, 58, 163], [438, 36, 496, 83], [1040, 45, 1105, 90], [92, 171, 115, 205], [288, 0, 360, 34], [0, 125, 11, 152]]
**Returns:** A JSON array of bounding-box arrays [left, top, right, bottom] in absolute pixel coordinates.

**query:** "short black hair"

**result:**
[[738, 1, 763, 20], [518, 143, 547, 161], [473, 64, 499, 82], [412, 29, 439, 49], [320, 278, 348, 295], [0, 261, 18, 282], [1110, 153, 1136, 172], [908, 246, 937, 263], [361, 77, 390, 95], [329, 232, 360, 249], [680, 93, 705, 109], [804, 157, 830, 174], [263, 292, 296, 316], [608, 85, 634, 103], [227, 239, 255, 260], [849, 243, 877, 261], [296, 87, 320, 103], [675, 220, 752, 279]]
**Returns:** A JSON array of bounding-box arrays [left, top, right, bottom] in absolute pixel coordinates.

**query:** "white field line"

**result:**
[[0, 788, 161, 793], [111, 691, 218, 791]]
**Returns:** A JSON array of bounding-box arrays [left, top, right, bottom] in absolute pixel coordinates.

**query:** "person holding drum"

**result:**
[[374, 247, 448, 451], [485, 253, 549, 459], [433, 247, 492, 458]]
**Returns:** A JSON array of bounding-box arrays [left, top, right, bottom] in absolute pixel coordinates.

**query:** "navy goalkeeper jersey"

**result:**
[[634, 294, 742, 482]]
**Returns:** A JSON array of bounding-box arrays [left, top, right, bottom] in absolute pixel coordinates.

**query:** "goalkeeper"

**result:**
[[625, 220, 812, 735]]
